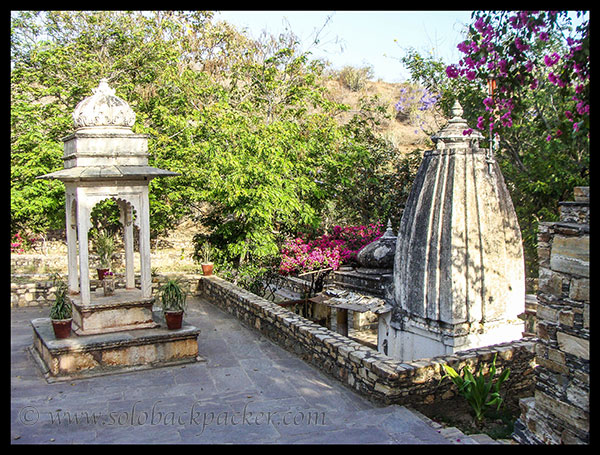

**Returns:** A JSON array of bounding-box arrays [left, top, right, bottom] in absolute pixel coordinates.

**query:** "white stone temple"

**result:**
[[379, 101, 525, 361], [39, 79, 177, 307]]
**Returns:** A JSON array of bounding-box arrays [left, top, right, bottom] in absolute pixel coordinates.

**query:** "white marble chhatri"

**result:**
[[38, 79, 178, 306]]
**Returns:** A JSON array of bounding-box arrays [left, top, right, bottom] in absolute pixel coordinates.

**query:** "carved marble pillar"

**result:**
[[118, 200, 135, 289]]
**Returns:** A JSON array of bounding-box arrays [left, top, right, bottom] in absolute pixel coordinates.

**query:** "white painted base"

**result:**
[[378, 311, 524, 361]]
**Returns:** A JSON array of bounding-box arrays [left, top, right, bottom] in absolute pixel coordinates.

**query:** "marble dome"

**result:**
[[72, 79, 136, 129], [356, 220, 396, 269]]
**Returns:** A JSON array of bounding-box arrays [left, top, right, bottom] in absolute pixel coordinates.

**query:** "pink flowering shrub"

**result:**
[[279, 222, 383, 275], [10, 231, 40, 254], [445, 11, 589, 140], [11, 232, 26, 254]]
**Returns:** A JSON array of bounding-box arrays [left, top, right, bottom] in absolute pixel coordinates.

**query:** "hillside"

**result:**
[[323, 77, 438, 155]]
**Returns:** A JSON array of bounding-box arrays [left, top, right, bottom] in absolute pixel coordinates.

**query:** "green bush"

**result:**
[[441, 353, 510, 422]]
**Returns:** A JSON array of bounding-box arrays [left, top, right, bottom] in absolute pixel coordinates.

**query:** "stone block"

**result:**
[[70, 289, 158, 335], [573, 186, 589, 202], [536, 356, 569, 375], [566, 382, 589, 412], [538, 268, 563, 295], [535, 389, 589, 433], [30, 315, 200, 381], [556, 331, 589, 360], [56, 351, 99, 375], [558, 310, 575, 327], [569, 278, 589, 302], [550, 235, 589, 277], [536, 303, 559, 323]]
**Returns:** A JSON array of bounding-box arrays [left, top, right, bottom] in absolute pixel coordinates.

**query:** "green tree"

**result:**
[[11, 11, 218, 236], [12, 11, 403, 270]]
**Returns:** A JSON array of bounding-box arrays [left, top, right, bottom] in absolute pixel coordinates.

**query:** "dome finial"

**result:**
[[93, 78, 116, 96], [451, 100, 463, 118]]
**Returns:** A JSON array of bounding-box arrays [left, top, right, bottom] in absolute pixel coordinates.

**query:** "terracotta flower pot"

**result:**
[[164, 311, 184, 330], [201, 263, 214, 276], [51, 318, 72, 339]]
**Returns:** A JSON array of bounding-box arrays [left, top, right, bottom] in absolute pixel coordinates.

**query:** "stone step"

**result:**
[[405, 407, 512, 445]]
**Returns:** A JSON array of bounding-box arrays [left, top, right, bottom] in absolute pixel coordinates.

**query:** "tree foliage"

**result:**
[[11, 11, 415, 267], [400, 11, 589, 278]]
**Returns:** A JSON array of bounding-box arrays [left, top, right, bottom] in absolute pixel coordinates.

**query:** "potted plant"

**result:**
[[200, 242, 214, 276], [49, 273, 72, 339], [158, 278, 188, 329], [94, 230, 115, 279]]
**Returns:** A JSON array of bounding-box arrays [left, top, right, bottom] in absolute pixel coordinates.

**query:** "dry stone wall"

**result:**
[[514, 187, 590, 444], [200, 275, 535, 407], [11, 273, 201, 308]]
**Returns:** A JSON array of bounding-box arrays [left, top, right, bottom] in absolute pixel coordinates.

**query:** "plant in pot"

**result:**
[[49, 273, 72, 339], [159, 279, 188, 330], [93, 230, 115, 280], [200, 242, 214, 276]]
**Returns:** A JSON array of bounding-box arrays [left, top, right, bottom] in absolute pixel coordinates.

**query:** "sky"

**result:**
[[215, 10, 589, 84], [215, 10, 477, 83]]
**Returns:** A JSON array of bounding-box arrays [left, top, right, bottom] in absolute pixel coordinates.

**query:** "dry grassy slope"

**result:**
[[323, 78, 436, 154]]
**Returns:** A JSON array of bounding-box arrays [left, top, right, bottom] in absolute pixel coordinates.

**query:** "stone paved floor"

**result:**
[[12, 297, 454, 444]]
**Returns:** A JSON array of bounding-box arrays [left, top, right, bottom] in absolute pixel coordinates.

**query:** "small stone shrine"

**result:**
[[314, 221, 396, 346], [381, 101, 525, 361], [31, 79, 201, 380], [332, 220, 397, 301]]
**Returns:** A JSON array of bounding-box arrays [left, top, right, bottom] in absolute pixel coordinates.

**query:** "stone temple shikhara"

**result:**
[[379, 101, 525, 361], [31, 79, 201, 380]]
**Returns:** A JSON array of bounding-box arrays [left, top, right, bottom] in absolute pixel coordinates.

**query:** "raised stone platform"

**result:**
[[70, 288, 158, 335], [30, 312, 201, 382]]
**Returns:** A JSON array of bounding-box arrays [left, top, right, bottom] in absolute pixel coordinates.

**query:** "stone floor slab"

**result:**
[[12, 296, 454, 444]]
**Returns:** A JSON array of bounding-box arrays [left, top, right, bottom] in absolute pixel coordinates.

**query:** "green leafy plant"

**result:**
[[93, 230, 116, 269], [158, 279, 188, 313], [49, 273, 72, 320], [199, 242, 214, 264], [441, 353, 510, 422]]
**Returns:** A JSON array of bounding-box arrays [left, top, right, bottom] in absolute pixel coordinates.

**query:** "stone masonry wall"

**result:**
[[200, 275, 535, 407], [514, 187, 590, 444]]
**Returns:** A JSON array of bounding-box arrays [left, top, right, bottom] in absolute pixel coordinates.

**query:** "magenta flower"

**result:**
[[514, 37, 529, 52], [544, 53, 560, 66], [445, 65, 459, 79], [477, 116, 486, 129], [278, 222, 383, 275]]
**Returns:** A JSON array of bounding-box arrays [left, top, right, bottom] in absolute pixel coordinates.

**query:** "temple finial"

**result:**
[[451, 100, 463, 118]]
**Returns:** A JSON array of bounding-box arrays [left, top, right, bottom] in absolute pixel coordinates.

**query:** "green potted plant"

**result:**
[[200, 242, 214, 276], [93, 230, 115, 279], [49, 273, 72, 339], [158, 278, 188, 329]]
